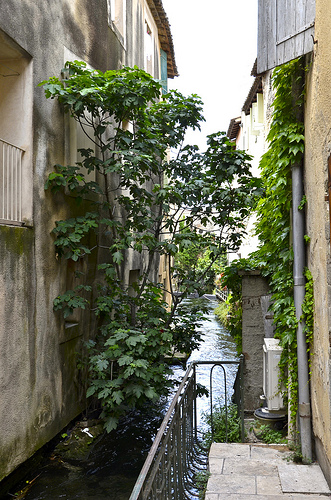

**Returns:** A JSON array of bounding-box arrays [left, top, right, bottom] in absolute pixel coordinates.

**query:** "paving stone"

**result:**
[[208, 457, 225, 474], [223, 457, 279, 476], [278, 464, 331, 494], [209, 442, 251, 459], [213, 495, 294, 500], [250, 444, 291, 461], [205, 443, 331, 499], [207, 474, 256, 495], [205, 493, 219, 500], [257, 474, 283, 495], [289, 496, 331, 499]]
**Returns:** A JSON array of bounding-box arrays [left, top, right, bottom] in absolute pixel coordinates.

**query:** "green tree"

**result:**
[[41, 62, 261, 431], [173, 223, 226, 295]]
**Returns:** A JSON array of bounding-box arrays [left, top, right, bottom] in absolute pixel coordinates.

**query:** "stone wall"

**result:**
[[240, 271, 270, 411]]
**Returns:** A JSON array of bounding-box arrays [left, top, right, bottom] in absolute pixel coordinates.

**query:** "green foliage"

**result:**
[[302, 268, 314, 372], [41, 62, 261, 430], [203, 403, 241, 446], [195, 470, 210, 500], [252, 58, 308, 425], [298, 195, 307, 210], [252, 422, 287, 444], [222, 58, 314, 429], [286, 442, 313, 464], [173, 225, 226, 295], [214, 302, 229, 325]]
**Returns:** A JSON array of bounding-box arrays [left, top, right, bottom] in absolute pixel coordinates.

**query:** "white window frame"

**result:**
[[0, 45, 33, 226]]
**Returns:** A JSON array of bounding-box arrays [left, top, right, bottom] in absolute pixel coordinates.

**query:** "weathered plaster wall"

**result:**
[[304, 0, 331, 484], [0, 0, 111, 481], [0, 0, 168, 482]]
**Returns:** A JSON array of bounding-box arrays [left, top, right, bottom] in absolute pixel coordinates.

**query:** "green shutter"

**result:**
[[160, 49, 168, 94]]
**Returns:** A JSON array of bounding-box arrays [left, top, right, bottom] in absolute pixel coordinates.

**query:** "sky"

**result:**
[[161, 0, 258, 150]]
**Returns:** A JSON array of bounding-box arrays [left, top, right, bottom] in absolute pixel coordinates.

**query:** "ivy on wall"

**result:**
[[223, 57, 314, 425]]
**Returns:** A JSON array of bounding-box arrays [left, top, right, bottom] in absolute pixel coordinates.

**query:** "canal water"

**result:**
[[6, 298, 237, 500]]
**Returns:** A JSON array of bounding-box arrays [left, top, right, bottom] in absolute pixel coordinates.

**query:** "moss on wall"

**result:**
[[0, 225, 34, 256]]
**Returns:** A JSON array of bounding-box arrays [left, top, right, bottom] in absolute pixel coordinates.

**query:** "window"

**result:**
[[0, 33, 32, 226], [69, 110, 96, 185], [107, 0, 126, 46], [144, 21, 154, 76], [64, 47, 96, 187]]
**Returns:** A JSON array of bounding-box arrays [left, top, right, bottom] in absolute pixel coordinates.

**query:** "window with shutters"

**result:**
[[257, 0, 315, 74]]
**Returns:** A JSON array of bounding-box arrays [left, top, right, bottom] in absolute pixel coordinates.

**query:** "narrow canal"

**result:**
[[6, 298, 238, 500]]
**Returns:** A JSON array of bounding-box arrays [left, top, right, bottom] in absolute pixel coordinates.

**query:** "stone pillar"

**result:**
[[239, 271, 270, 412]]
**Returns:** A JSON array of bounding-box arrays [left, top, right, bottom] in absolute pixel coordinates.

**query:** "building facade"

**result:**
[[0, 0, 176, 482], [227, 61, 265, 261], [257, 0, 331, 485]]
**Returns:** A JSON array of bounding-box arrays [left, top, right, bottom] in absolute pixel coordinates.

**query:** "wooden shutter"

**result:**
[[160, 49, 168, 94], [257, 0, 315, 74]]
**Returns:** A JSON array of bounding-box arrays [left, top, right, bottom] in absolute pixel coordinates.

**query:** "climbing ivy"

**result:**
[[255, 58, 307, 423], [302, 268, 314, 373], [224, 58, 313, 426]]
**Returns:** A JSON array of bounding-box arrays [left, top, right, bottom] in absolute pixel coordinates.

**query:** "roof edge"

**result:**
[[227, 117, 241, 140], [146, 0, 178, 78]]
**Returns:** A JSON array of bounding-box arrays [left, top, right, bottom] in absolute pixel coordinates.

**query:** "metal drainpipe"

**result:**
[[292, 161, 312, 461]]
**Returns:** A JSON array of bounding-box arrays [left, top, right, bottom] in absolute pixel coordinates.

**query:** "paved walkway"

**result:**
[[205, 443, 331, 499]]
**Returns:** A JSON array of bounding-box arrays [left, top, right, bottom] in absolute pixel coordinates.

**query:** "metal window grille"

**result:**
[[0, 138, 24, 224]]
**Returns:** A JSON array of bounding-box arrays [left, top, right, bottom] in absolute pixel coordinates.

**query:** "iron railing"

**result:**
[[130, 357, 244, 500], [0, 138, 25, 223]]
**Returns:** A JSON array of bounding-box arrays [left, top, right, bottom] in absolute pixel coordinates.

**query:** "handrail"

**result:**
[[215, 286, 228, 302], [129, 364, 195, 499], [129, 357, 244, 500]]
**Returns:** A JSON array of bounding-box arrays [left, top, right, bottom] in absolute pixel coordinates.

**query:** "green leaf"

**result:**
[[105, 416, 119, 433], [86, 386, 97, 398], [112, 251, 124, 264]]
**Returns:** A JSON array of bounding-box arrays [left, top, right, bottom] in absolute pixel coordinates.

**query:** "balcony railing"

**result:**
[[0, 138, 25, 224]]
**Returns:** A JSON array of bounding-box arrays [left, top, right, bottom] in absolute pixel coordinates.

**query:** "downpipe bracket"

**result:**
[[299, 402, 311, 418]]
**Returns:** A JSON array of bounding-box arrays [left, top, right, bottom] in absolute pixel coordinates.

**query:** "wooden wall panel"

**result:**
[[257, 0, 315, 74]]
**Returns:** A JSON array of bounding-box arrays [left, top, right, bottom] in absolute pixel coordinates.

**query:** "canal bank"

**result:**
[[2, 298, 238, 500]]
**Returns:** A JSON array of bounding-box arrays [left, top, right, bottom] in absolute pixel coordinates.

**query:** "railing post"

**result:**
[[239, 354, 245, 442]]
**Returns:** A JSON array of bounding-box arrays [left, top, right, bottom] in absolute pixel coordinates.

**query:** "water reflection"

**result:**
[[172, 298, 238, 427], [19, 404, 166, 500]]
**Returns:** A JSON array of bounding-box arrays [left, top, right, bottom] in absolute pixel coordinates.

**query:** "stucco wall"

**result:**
[[0, 0, 168, 482], [304, 0, 331, 484]]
